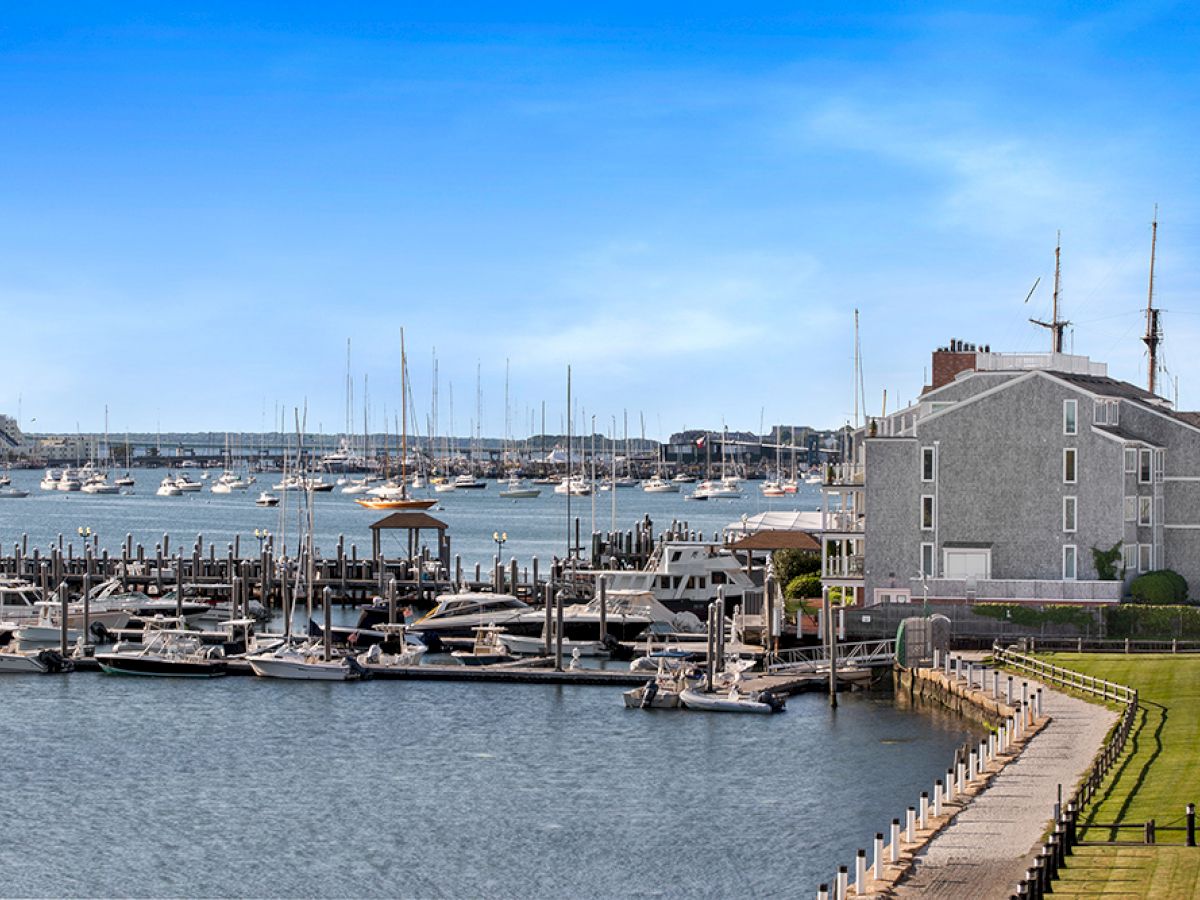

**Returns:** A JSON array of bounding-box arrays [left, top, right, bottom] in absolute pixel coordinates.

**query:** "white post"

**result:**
[[957, 761, 966, 794], [836, 866, 847, 900], [933, 780, 943, 817], [968, 750, 977, 782], [873, 832, 884, 880], [890, 819, 900, 862], [905, 807, 915, 842], [919, 792, 929, 830], [855, 850, 867, 896], [993, 670, 999, 698]]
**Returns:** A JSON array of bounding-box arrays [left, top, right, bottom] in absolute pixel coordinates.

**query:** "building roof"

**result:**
[[1092, 424, 1165, 448], [368, 512, 449, 531], [726, 530, 820, 552], [1174, 412, 1200, 428], [1048, 372, 1161, 403]]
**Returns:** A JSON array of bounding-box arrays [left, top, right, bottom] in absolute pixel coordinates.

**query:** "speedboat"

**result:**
[[510, 588, 673, 642], [672, 473, 696, 484], [14, 600, 132, 645], [622, 662, 698, 709], [451, 625, 515, 666], [553, 477, 592, 496], [114, 473, 136, 487], [95, 629, 228, 677], [81, 475, 120, 494], [248, 641, 364, 681], [497, 632, 610, 657], [0, 647, 74, 674], [39, 469, 62, 491], [498, 476, 540, 499], [341, 477, 371, 495], [0, 488, 29, 499], [255, 491, 279, 507], [409, 591, 533, 640], [173, 474, 204, 492], [355, 625, 427, 670]]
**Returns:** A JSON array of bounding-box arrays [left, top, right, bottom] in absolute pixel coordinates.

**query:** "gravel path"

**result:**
[[892, 681, 1118, 899]]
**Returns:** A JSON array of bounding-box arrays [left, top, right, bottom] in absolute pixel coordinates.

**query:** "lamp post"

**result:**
[[919, 572, 929, 617], [77, 526, 96, 552], [254, 529, 269, 554], [493, 530, 507, 562]]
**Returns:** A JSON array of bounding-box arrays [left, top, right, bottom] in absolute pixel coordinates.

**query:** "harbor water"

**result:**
[[0, 467, 822, 567], [4, 673, 978, 897]]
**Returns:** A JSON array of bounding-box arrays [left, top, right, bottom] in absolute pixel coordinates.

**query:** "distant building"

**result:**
[[821, 346, 1200, 607], [0, 415, 21, 451]]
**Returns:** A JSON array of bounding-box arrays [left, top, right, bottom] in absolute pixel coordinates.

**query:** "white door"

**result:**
[[943, 548, 991, 579]]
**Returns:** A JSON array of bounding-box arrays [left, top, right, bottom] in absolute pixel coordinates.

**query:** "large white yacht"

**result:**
[[593, 541, 759, 617]]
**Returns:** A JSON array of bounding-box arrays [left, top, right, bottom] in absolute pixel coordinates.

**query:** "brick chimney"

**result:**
[[926, 338, 990, 392]]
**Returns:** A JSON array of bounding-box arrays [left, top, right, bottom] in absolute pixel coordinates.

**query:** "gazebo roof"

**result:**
[[368, 512, 449, 531]]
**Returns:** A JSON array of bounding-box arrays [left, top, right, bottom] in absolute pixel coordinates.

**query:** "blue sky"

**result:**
[[2, 3, 1198, 438]]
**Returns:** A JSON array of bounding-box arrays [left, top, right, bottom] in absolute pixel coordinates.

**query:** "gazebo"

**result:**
[[368, 511, 451, 570]]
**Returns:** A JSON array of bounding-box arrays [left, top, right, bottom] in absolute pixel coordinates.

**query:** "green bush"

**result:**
[[971, 603, 1097, 630], [773, 548, 820, 585], [1091, 543, 1123, 581], [1129, 570, 1189, 605], [785, 573, 822, 600], [1105, 604, 1200, 639]]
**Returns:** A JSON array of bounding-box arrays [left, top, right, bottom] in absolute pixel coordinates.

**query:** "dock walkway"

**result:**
[[891, 677, 1117, 899]]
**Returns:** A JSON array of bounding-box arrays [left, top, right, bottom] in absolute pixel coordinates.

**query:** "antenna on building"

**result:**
[[1030, 231, 1069, 353], [1144, 205, 1163, 396]]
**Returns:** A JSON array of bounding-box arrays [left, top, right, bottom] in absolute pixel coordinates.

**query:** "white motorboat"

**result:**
[[672, 473, 696, 483], [451, 625, 515, 666], [341, 477, 371, 495], [248, 641, 362, 681], [96, 629, 229, 677], [356, 630, 427, 670], [173, 474, 204, 492], [156, 477, 183, 497], [498, 476, 540, 499], [510, 588, 679, 642], [0, 648, 74, 674], [433, 480, 458, 493], [679, 679, 785, 714], [622, 663, 697, 709], [0, 488, 29, 499], [255, 491, 280, 507], [114, 473, 136, 487], [56, 470, 83, 492], [210, 480, 233, 494], [452, 474, 487, 490], [553, 477, 592, 496], [81, 475, 120, 494], [39, 469, 61, 491], [642, 475, 679, 493], [409, 591, 532, 639], [498, 632, 609, 657]]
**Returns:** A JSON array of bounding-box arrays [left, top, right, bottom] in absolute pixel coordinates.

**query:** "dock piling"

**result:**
[[323, 587, 332, 661]]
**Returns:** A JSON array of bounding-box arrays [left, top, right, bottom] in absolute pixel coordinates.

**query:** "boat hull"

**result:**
[[679, 687, 783, 714], [95, 655, 227, 677], [249, 657, 357, 680], [0, 652, 48, 673]]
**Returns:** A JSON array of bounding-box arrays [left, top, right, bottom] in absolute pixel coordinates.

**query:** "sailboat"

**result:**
[[357, 329, 437, 511]]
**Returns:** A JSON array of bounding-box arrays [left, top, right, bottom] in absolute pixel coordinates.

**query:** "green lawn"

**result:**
[[1050, 847, 1200, 898], [1040, 653, 1200, 837]]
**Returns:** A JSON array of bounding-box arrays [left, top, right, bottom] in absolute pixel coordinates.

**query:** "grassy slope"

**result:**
[[1034, 654, 1200, 896]]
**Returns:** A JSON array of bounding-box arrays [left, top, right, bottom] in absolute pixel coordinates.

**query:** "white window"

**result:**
[[921, 446, 935, 482], [1155, 450, 1166, 482], [1124, 496, 1137, 522], [1063, 400, 1077, 435], [1138, 496, 1153, 527], [1094, 399, 1119, 425], [1063, 448, 1077, 484], [1139, 544, 1153, 573], [1063, 496, 1077, 533], [920, 542, 935, 577], [1140, 449, 1152, 483], [1125, 448, 1137, 474], [1063, 545, 1077, 580], [921, 495, 935, 530], [1122, 544, 1137, 572]]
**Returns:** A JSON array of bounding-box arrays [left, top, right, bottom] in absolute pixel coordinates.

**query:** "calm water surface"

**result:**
[[3, 674, 977, 898]]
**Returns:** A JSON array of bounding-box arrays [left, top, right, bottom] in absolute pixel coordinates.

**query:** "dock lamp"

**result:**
[[78, 526, 96, 551], [254, 529, 269, 553], [493, 531, 507, 560]]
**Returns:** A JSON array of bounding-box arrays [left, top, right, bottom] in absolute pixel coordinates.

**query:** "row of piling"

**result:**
[[818, 652, 1046, 899]]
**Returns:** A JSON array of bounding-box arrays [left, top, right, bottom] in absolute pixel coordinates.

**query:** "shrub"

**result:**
[[1129, 570, 1189, 605], [1091, 543, 1123, 581], [773, 548, 820, 585], [785, 573, 822, 600], [972, 603, 1097, 630], [1105, 604, 1200, 639]]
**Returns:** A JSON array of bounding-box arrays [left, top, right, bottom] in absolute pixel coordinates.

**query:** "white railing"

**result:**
[[824, 554, 864, 578], [822, 510, 864, 533], [913, 578, 1122, 603], [768, 638, 895, 673], [823, 463, 865, 485]]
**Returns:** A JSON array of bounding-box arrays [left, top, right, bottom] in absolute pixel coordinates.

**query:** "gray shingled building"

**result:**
[[821, 347, 1200, 608]]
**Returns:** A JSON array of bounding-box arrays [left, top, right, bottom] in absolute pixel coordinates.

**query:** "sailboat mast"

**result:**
[[400, 329, 408, 492], [1144, 206, 1162, 395], [566, 366, 573, 560]]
